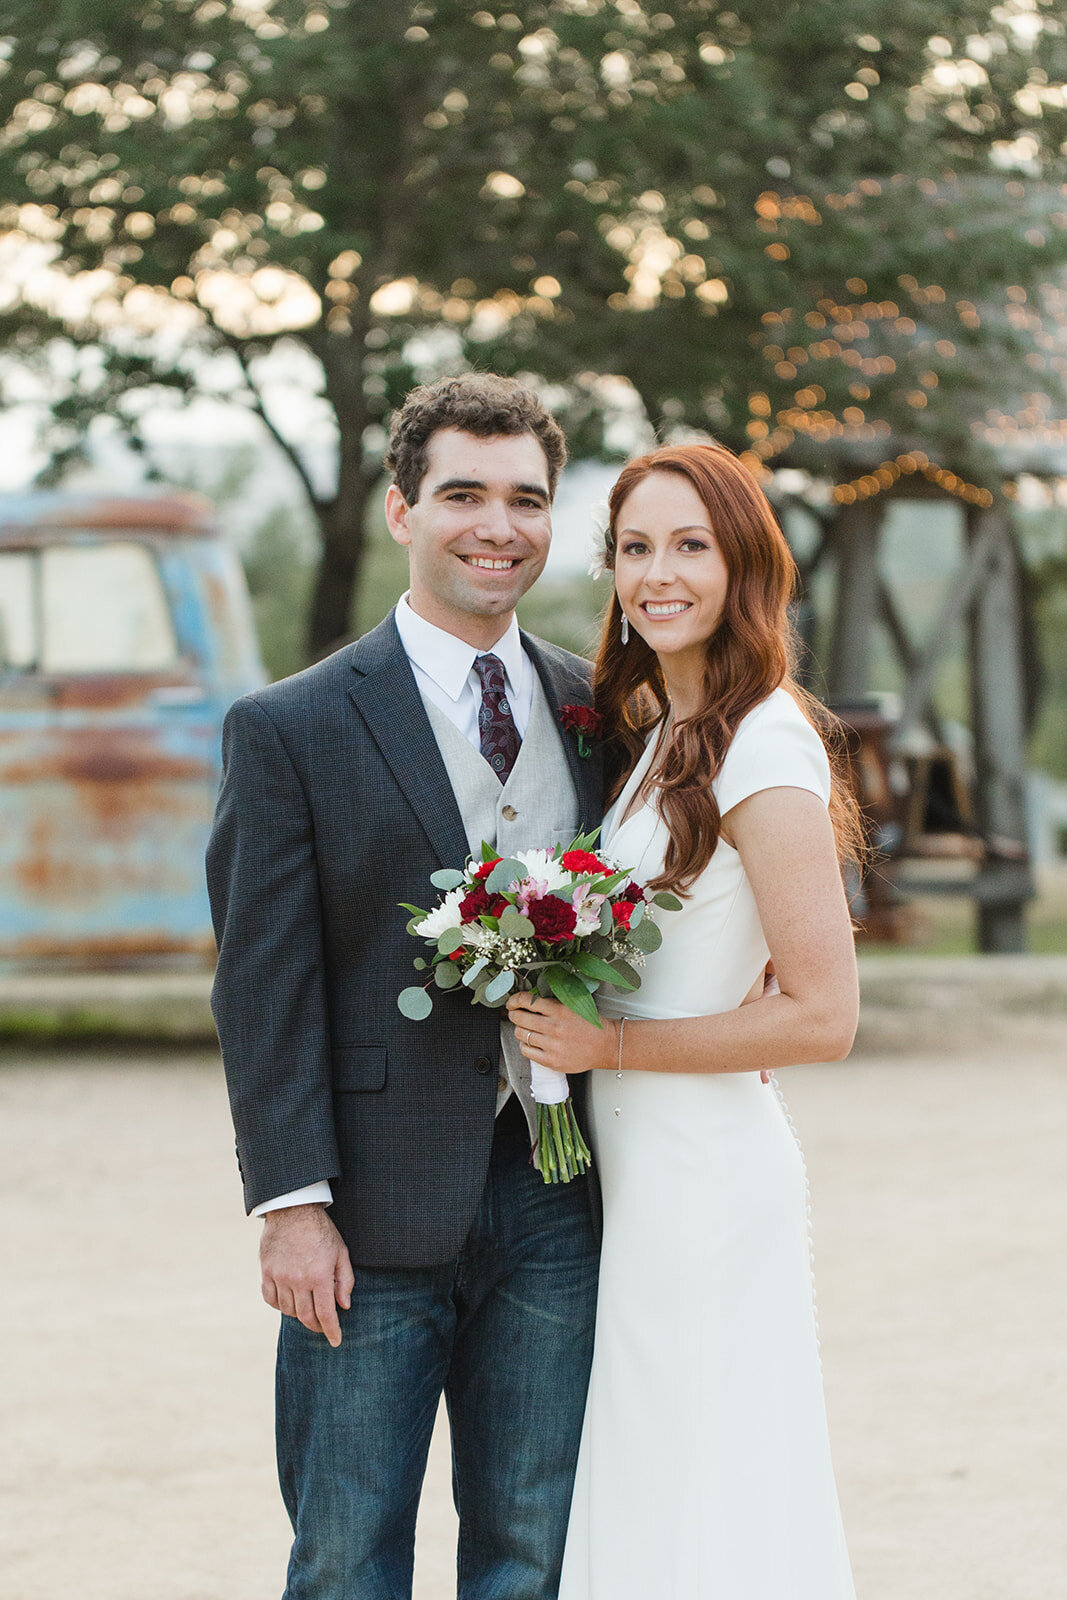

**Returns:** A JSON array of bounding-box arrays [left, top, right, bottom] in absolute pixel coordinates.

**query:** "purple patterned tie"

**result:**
[[473, 652, 521, 783]]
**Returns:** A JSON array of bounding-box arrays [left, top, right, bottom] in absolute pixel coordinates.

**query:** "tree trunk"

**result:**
[[304, 330, 382, 662], [305, 470, 374, 661]]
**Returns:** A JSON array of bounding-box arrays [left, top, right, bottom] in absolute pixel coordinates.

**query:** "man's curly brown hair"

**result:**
[[385, 373, 567, 505]]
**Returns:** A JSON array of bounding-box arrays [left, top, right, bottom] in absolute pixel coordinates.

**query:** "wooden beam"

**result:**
[[966, 505, 1035, 952], [825, 500, 882, 699], [896, 511, 1002, 737]]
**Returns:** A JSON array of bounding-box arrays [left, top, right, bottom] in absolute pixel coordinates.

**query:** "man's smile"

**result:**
[[459, 554, 521, 570]]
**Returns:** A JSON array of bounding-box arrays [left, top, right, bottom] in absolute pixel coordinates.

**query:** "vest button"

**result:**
[[475, 1056, 494, 1075], [501, 804, 518, 821]]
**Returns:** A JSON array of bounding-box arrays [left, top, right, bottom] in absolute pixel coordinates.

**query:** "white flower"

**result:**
[[415, 887, 466, 939], [587, 501, 611, 579], [510, 849, 572, 894]]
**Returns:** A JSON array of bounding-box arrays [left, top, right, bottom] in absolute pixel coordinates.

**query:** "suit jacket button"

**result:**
[[475, 1056, 493, 1075], [501, 804, 518, 821]]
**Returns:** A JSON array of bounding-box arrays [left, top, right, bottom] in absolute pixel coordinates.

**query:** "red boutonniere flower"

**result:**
[[559, 703, 604, 759]]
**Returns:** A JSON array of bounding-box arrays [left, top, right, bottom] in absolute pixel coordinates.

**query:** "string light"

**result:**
[[831, 455, 995, 506]]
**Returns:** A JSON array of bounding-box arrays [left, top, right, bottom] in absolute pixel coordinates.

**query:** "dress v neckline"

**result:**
[[605, 720, 667, 845]]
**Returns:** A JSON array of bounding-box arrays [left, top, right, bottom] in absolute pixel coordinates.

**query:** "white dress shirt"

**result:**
[[254, 596, 532, 1216]]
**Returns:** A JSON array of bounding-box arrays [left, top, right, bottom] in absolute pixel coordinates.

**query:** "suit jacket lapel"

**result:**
[[347, 614, 471, 872], [521, 632, 605, 838]]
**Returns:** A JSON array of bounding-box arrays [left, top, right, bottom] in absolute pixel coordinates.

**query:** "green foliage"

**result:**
[[242, 508, 315, 680], [2, 1, 1067, 657]]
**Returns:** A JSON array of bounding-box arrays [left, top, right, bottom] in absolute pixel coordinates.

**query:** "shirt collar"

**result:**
[[395, 593, 525, 703]]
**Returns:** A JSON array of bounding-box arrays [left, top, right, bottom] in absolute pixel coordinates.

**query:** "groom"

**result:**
[[207, 374, 603, 1599]]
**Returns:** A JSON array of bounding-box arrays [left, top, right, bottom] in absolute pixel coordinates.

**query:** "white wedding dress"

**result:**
[[559, 689, 856, 1600]]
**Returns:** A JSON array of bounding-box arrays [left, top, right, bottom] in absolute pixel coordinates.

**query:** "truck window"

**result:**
[[0, 550, 36, 668], [0, 542, 180, 674]]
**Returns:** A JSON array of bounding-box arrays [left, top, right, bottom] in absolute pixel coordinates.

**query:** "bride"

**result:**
[[507, 443, 862, 1599]]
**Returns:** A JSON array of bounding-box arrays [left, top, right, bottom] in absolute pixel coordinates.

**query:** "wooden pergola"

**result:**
[[780, 453, 1038, 952]]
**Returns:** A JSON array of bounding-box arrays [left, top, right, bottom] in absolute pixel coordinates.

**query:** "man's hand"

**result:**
[[260, 1203, 355, 1349]]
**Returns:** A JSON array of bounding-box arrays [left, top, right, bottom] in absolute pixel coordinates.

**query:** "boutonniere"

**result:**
[[559, 703, 604, 759]]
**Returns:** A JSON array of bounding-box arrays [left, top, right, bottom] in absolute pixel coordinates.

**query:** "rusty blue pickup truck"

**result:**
[[0, 492, 265, 968]]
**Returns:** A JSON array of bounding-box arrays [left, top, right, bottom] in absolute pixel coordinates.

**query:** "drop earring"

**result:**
[[620, 611, 630, 645]]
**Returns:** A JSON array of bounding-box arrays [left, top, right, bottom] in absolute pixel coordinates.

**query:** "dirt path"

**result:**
[[1, 1044, 1064, 1600]]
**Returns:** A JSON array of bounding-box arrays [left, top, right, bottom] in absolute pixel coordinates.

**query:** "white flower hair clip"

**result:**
[[587, 501, 611, 580]]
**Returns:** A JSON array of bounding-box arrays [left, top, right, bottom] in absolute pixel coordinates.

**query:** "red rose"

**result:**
[[460, 886, 508, 921], [558, 704, 603, 736], [561, 849, 609, 875], [612, 901, 636, 930], [527, 894, 578, 943], [474, 858, 502, 881], [558, 704, 603, 759]]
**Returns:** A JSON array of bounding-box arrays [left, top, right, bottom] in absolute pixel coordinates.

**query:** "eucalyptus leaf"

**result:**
[[629, 901, 645, 927], [430, 868, 465, 891], [437, 927, 466, 955], [598, 904, 614, 936], [588, 935, 613, 958], [485, 970, 516, 1003], [398, 986, 433, 1021], [610, 958, 642, 990], [485, 857, 526, 893], [499, 909, 535, 939], [413, 957, 427, 971], [629, 917, 663, 953], [462, 957, 489, 987], [434, 963, 461, 990], [653, 891, 683, 912]]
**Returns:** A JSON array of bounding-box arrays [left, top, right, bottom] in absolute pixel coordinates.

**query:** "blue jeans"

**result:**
[[276, 1098, 600, 1599]]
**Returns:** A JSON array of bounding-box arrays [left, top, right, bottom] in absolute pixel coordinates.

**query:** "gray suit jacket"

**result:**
[[206, 611, 604, 1268]]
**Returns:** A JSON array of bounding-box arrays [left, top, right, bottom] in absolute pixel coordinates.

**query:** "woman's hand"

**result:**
[[505, 994, 618, 1076]]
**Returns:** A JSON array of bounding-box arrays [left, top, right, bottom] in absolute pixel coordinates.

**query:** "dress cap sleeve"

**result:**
[[714, 689, 832, 817]]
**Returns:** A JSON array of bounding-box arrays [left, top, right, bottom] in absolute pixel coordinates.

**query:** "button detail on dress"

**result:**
[[501, 804, 518, 821]]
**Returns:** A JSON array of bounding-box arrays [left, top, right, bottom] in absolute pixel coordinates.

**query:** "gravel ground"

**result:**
[[1, 1039, 1064, 1600]]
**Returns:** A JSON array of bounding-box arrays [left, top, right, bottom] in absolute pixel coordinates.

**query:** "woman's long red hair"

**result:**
[[594, 444, 863, 894]]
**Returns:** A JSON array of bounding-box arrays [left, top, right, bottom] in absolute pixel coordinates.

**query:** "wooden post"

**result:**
[[825, 500, 883, 698], [966, 504, 1034, 952]]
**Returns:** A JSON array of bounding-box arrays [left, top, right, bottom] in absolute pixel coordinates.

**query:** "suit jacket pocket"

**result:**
[[333, 1044, 387, 1092]]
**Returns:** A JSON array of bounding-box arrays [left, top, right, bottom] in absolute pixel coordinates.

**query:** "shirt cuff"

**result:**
[[253, 1180, 334, 1216]]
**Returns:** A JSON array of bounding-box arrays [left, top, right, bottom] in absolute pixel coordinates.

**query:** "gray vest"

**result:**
[[421, 672, 580, 1136]]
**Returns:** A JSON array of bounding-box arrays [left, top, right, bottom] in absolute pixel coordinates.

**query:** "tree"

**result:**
[[2, 1, 1065, 657]]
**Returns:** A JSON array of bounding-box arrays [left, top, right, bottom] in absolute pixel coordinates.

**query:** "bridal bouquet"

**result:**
[[398, 835, 680, 1183]]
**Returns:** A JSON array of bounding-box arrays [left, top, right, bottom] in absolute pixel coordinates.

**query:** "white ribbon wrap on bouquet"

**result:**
[[499, 1019, 571, 1143], [530, 1059, 570, 1104]]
